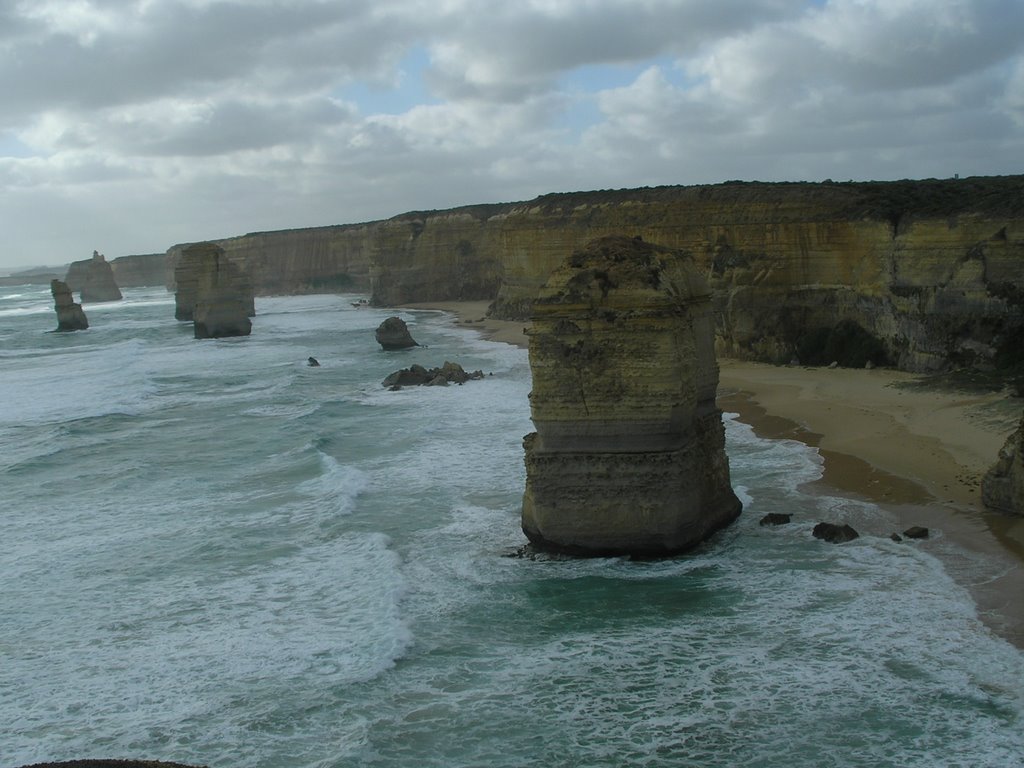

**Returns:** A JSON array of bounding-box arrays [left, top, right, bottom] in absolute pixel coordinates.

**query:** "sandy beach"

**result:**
[[402, 300, 1024, 646]]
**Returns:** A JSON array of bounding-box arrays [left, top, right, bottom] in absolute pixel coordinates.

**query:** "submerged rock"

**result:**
[[521, 235, 741, 556], [812, 522, 860, 543], [903, 525, 930, 539], [50, 279, 89, 331], [375, 316, 419, 350], [307, 356, 321, 367], [759, 513, 792, 526]]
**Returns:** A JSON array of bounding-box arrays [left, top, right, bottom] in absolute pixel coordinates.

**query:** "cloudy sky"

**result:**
[[2, 0, 1022, 270]]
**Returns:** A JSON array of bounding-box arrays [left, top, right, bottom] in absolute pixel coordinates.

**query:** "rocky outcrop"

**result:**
[[382, 361, 484, 388], [174, 242, 255, 324], [50, 279, 89, 331], [175, 242, 254, 338], [982, 414, 1024, 517], [812, 522, 860, 543], [375, 316, 419, 350], [521, 236, 741, 556], [65, 251, 122, 303]]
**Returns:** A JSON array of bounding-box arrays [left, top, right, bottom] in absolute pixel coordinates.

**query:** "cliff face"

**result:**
[[163, 177, 1024, 374], [64, 252, 122, 302], [522, 236, 741, 555], [982, 414, 1024, 517], [174, 242, 255, 335], [110, 253, 166, 287]]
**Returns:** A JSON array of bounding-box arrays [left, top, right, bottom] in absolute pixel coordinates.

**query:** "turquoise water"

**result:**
[[1, 287, 1022, 768]]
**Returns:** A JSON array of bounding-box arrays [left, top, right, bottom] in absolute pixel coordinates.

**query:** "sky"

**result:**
[[2, 0, 1023, 271]]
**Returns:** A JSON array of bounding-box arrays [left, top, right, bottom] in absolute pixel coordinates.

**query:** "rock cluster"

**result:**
[[383, 361, 484, 389], [174, 242, 254, 338], [50, 279, 88, 331], [375, 316, 419, 349], [65, 251, 123, 302], [981, 413, 1024, 517], [521, 235, 741, 556]]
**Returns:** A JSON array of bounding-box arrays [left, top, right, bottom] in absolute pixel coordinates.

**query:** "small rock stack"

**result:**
[[50, 279, 88, 331]]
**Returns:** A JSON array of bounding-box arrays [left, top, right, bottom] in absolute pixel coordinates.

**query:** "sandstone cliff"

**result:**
[[163, 176, 1023, 374], [110, 253, 166, 287], [982, 413, 1024, 517], [521, 236, 741, 556]]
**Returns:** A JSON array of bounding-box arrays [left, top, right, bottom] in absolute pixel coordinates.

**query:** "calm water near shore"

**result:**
[[2, 287, 1022, 767]]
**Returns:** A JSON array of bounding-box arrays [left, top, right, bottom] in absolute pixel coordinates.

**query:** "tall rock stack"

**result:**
[[521, 235, 741, 556], [174, 242, 255, 322], [50, 279, 89, 331], [65, 251, 123, 302], [982, 414, 1024, 517], [174, 242, 254, 338]]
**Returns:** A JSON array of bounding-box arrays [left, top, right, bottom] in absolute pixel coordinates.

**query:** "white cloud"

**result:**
[[0, 0, 1022, 269]]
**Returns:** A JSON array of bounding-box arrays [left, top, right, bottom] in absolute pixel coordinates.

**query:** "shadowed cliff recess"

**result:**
[[522, 235, 742, 556]]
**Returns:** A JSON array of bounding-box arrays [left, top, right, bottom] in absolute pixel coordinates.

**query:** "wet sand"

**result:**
[[402, 301, 1024, 646]]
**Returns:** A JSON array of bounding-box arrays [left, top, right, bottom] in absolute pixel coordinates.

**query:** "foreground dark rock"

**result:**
[[50, 279, 88, 331], [375, 316, 419, 350], [903, 526, 930, 539], [812, 522, 860, 543], [521, 235, 741, 556], [65, 251, 122, 303], [383, 361, 484, 388], [174, 242, 254, 339], [981, 413, 1024, 517]]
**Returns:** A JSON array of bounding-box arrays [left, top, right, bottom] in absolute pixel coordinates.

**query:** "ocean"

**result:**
[[1, 286, 1022, 768]]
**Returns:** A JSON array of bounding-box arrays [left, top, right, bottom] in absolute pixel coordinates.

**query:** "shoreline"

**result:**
[[400, 300, 1024, 648]]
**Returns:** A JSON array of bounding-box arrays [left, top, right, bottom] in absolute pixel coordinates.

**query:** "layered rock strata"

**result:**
[[521, 235, 741, 556], [50, 279, 88, 331], [174, 242, 254, 338], [981, 414, 1024, 517], [65, 251, 122, 302], [161, 177, 1024, 375]]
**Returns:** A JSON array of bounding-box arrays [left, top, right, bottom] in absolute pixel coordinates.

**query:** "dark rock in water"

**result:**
[[903, 526, 929, 539], [759, 513, 792, 526], [175, 242, 254, 338], [375, 316, 419, 350], [16, 761, 207, 768], [890, 533, 903, 542], [307, 356, 320, 367], [65, 250, 122, 303], [812, 522, 860, 543], [382, 361, 484, 388], [50, 279, 89, 331]]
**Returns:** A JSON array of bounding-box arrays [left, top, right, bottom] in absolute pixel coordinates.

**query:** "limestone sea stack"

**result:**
[[521, 235, 742, 556], [174, 242, 255, 323], [65, 251, 123, 302], [981, 413, 1024, 517], [50, 279, 89, 331], [174, 242, 254, 338]]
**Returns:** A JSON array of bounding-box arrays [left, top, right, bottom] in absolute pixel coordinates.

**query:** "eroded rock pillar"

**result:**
[[522, 235, 741, 556]]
